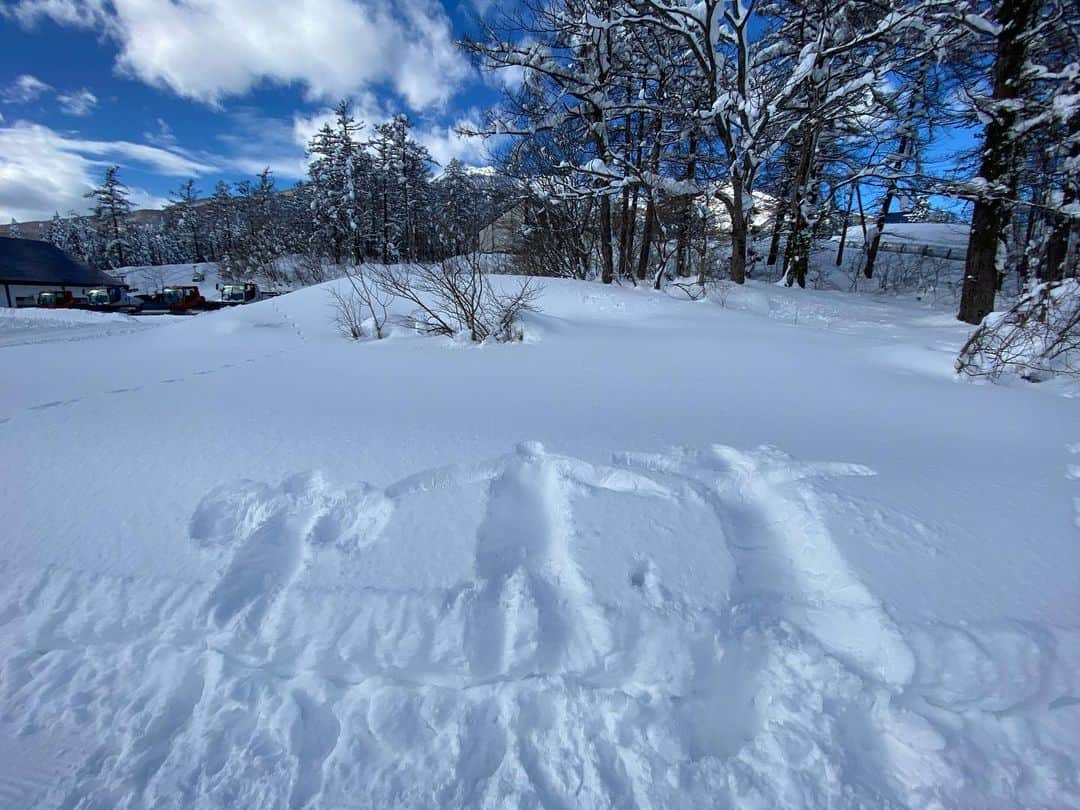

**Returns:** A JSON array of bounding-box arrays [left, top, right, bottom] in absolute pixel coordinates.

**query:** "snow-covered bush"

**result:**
[[373, 255, 540, 343], [329, 265, 393, 340], [872, 253, 962, 303], [297, 248, 330, 285], [956, 280, 1080, 381], [328, 287, 367, 340]]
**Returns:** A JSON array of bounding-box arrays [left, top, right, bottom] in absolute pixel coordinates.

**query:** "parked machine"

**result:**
[[134, 285, 227, 315], [84, 287, 135, 311], [219, 282, 260, 305], [36, 290, 78, 308], [162, 285, 207, 310]]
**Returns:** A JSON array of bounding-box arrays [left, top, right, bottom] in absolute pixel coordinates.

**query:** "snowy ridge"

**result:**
[[2, 440, 1076, 808]]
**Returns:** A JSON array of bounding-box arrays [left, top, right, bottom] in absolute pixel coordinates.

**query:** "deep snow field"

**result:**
[[0, 272, 1077, 809]]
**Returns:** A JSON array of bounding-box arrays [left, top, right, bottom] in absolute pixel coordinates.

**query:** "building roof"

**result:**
[[0, 237, 123, 287]]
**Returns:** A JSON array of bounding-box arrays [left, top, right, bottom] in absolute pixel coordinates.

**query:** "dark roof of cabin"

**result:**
[[0, 237, 123, 286]]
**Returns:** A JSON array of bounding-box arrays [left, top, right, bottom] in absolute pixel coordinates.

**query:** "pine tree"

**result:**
[[86, 165, 133, 269], [369, 115, 434, 262], [208, 181, 235, 260], [166, 179, 205, 262], [434, 159, 477, 255]]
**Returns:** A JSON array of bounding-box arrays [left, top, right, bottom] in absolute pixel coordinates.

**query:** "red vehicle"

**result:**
[[162, 285, 207, 311], [36, 290, 77, 308]]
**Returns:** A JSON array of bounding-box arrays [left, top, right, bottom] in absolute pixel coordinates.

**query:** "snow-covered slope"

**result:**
[[0, 275, 1077, 808], [842, 222, 971, 250]]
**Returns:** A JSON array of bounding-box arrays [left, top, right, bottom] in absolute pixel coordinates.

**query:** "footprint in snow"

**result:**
[[28, 398, 80, 411]]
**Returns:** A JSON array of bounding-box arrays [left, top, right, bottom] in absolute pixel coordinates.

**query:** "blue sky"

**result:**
[[0, 0, 503, 222]]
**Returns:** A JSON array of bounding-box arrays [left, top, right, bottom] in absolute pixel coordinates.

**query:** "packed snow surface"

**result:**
[[0, 274, 1077, 808], [0, 307, 152, 348]]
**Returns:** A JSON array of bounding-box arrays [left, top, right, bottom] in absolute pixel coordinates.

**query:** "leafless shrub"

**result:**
[[329, 286, 367, 340], [707, 279, 736, 307], [511, 198, 596, 280], [956, 280, 1080, 381], [875, 253, 962, 304], [375, 254, 540, 342], [297, 247, 330, 285], [666, 279, 707, 301], [342, 264, 393, 339]]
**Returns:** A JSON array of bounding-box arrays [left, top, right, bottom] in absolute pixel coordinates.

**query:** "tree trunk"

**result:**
[[958, 0, 1038, 324], [1043, 208, 1077, 283], [616, 105, 636, 281], [785, 131, 816, 288], [675, 204, 690, 278], [865, 71, 923, 279], [1042, 109, 1079, 282], [835, 183, 856, 266], [618, 186, 630, 279], [675, 132, 698, 279], [637, 198, 656, 281], [599, 195, 614, 284], [1015, 188, 1042, 287], [766, 181, 788, 267], [729, 174, 748, 284], [862, 179, 899, 279], [622, 109, 644, 283], [863, 130, 911, 280], [636, 91, 663, 281]]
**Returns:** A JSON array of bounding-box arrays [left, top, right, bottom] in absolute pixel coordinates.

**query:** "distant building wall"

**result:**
[[2, 283, 90, 308], [478, 206, 527, 254]]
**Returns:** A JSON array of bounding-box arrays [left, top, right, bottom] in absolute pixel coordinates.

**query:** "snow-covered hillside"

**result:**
[[841, 222, 971, 251], [0, 275, 1077, 808]]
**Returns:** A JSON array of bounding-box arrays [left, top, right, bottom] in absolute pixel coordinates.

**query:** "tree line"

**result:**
[[22, 0, 1080, 327], [38, 111, 514, 284], [465, 0, 1077, 323]]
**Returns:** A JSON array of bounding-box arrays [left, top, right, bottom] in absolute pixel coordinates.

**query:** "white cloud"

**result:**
[[57, 88, 98, 116], [0, 120, 217, 221], [1, 74, 53, 103], [143, 117, 176, 147], [210, 108, 319, 181], [9, 0, 472, 111], [415, 115, 490, 167]]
